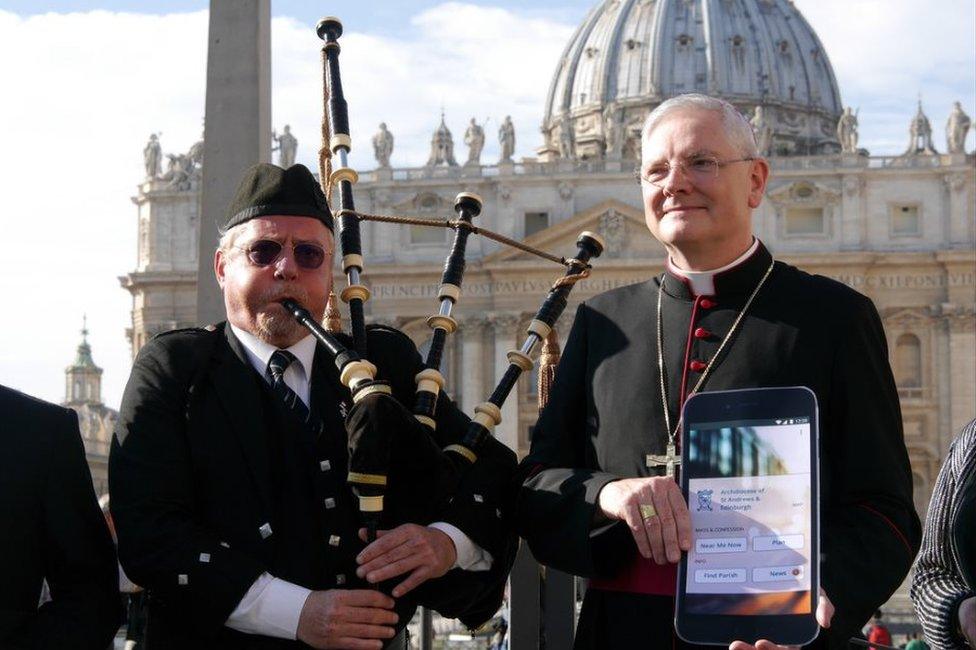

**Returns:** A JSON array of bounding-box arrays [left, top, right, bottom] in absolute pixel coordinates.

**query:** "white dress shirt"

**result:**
[[666, 237, 760, 296], [225, 324, 491, 639]]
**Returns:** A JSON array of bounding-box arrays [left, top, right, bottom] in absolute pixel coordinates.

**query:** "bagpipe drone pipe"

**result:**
[[282, 16, 606, 544]]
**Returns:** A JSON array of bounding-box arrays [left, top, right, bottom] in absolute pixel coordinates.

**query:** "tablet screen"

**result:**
[[683, 418, 813, 615]]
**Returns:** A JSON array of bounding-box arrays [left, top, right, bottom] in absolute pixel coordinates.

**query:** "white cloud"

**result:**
[[0, 5, 574, 407], [0, 9, 209, 408], [0, 2, 972, 408], [271, 5, 574, 172], [794, 0, 975, 153]]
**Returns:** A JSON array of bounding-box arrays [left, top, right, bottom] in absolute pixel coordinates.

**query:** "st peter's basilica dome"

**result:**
[[539, 0, 844, 160]]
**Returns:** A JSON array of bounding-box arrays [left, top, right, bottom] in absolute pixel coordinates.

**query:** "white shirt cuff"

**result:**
[[429, 522, 493, 571], [225, 572, 311, 639]]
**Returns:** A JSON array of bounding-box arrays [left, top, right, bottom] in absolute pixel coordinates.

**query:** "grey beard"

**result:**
[[250, 285, 320, 345], [254, 311, 305, 343]]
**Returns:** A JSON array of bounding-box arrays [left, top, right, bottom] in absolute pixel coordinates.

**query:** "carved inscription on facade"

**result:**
[[825, 271, 975, 290], [369, 276, 648, 300]]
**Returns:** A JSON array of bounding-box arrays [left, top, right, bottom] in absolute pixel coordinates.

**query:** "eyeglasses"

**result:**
[[634, 156, 756, 187], [234, 239, 328, 270]]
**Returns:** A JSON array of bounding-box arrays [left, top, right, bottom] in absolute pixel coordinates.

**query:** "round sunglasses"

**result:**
[[235, 239, 328, 270]]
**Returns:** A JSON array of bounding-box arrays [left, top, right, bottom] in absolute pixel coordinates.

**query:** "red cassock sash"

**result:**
[[589, 556, 677, 596]]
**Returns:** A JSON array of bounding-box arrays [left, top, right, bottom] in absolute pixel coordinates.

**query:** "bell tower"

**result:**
[[64, 316, 103, 407]]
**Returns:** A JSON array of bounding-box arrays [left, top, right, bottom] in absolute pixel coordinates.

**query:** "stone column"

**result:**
[[488, 312, 522, 452], [459, 316, 489, 413], [935, 312, 954, 455], [944, 173, 971, 246], [946, 307, 976, 435], [840, 175, 865, 250], [196, 0, 272, 326]]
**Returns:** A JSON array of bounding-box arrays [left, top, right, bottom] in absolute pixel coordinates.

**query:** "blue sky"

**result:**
[[0, 0, 973, 408], [4, 0, 597, 30]]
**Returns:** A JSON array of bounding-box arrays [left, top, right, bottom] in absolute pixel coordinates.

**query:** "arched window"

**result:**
[[895, 333, 922, 388]]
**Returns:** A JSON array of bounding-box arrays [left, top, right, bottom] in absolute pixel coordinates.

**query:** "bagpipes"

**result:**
[[283, 16, 605, 543]]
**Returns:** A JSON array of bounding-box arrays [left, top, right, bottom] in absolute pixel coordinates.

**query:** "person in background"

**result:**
[[911, 417, 976, 649], [868, 610, 893, 650], [0, 384, 120, 649], [904, 631, 930, 650]]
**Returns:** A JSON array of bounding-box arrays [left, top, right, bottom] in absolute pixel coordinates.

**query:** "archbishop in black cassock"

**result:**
[[515, 96, 920, 650], [517, 243, 920, 648]]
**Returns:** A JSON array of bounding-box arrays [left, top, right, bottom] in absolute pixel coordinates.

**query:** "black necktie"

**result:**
[[267, 350, 322, 434]]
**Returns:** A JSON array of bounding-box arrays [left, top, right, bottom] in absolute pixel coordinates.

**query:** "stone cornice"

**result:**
[[118, 270, 198, 289]]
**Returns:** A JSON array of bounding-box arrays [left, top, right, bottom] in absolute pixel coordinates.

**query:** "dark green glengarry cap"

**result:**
[[221, 163, 333, 233]]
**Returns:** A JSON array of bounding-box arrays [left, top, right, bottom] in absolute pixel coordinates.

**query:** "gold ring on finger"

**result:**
[[639, 503, 657, 520]]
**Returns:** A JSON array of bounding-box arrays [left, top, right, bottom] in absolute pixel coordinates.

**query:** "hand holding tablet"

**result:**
[[675, 386, 822, 647], [728, 589, 834, 650]]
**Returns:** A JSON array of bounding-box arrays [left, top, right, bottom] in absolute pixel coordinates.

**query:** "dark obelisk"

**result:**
[[196, 0, 271, 325]]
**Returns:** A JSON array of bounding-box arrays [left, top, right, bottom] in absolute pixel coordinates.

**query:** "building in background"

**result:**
[[63, 318, 116, 497], [120, 0, 974, 621]]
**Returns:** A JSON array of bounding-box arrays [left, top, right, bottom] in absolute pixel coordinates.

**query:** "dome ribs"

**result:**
[[539, 0, 844, 160]]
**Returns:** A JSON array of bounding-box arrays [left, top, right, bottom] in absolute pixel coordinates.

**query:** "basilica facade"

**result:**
[[120, 0, 973, 619]]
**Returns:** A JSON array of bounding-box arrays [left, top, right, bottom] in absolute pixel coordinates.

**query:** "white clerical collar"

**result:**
[[667, 238, 760, 296], [230, 323, 317, 380]]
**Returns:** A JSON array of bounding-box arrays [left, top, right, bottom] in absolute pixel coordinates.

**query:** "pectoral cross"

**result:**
[[646, 443, 681, 478]]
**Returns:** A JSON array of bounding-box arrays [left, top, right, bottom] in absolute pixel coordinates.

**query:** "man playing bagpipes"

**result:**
[[109, 163, 517, 650]]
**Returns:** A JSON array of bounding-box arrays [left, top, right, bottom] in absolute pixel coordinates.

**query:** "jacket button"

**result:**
[[694, 327, 710, 339], [689, 360, 707, 372], [700, 298, 716, 309]]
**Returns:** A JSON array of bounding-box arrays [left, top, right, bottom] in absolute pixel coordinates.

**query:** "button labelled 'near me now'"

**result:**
[[695, 537, 747, 554]]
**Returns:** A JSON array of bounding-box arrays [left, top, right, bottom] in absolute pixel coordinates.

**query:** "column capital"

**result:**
[[944, 172, 967, 193], [944, 306, 976, 332], [842, 175, 864, 197], [487, 311, 521, 333], [458, 314, 491, 335]]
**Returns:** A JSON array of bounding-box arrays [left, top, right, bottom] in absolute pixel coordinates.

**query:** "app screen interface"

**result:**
[[684, 419, 812, 615]]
